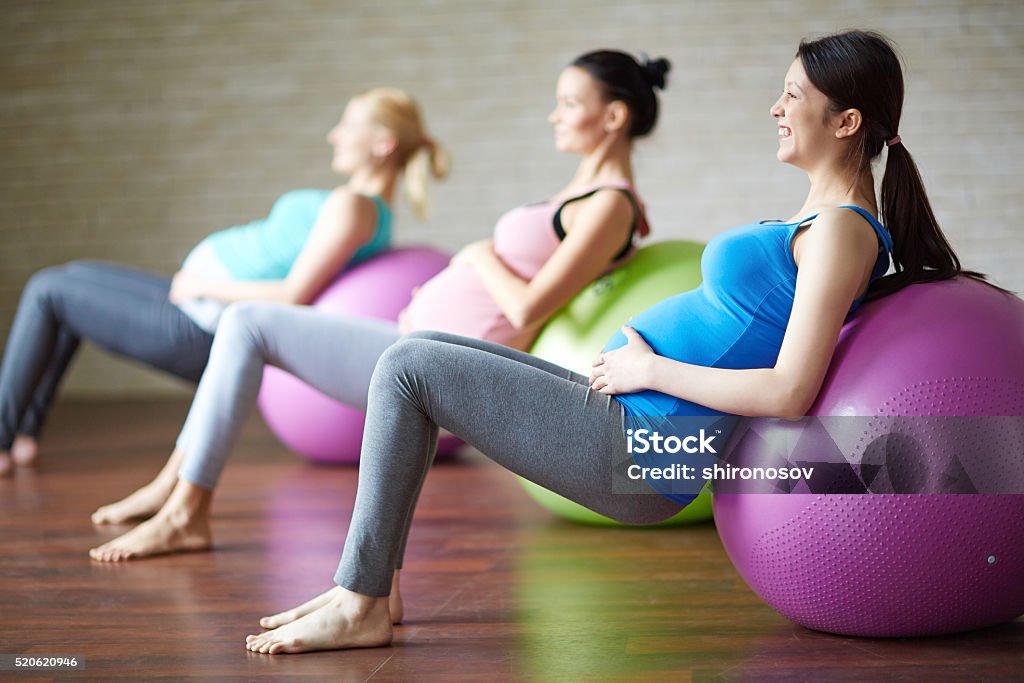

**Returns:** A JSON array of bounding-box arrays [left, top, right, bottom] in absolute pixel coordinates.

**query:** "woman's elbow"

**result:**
[[759, 375, 814, 418], [279, 284, 312, 306], [506, 303, 537, 330], [779, 383, 818, 418]]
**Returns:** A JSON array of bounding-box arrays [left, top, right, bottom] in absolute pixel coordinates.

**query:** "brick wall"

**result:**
[[2, 0, 1021, 396]]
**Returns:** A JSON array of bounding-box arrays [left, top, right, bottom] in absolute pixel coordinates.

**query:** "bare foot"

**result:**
[[11, 435, 38, 467], [259, 586, 344, 629], [89, 510, 212, 562], [92, 447, 185, 524], [0, 452, 12, 478], [246, 588, 392, 654], [91, 481, 175, 525], [89, 479, 213, 562], [259, 572, 403, 629]]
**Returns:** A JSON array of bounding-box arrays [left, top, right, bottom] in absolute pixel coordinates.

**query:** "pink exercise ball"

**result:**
[[714, 278, 1024, 637], [257, 247, 462, 464]]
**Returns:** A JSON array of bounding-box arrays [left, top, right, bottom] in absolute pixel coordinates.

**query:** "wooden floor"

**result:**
[[1, 398, 1022, 682]]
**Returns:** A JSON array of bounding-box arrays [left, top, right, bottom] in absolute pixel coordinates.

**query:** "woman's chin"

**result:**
[[331, 158, 355, 175], [776, 148, 797, 166]]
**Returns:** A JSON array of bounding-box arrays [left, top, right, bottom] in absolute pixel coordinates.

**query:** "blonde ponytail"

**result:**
[[357, 88, 447, 221], [403, 138, 449, 220]]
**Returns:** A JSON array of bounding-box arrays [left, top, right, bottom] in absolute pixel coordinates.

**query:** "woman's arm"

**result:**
[[591, 208, 880, 416], [457, 190, 635, 329], [169, 189, 377, 306]]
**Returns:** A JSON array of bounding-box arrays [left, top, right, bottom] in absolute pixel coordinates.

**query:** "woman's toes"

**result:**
[[259, 614, 282, 628]]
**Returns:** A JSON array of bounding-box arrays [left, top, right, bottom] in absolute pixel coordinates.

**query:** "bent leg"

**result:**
[[92, 303, 401, 559], [176, 302, 400, 490], [246, 335, 680, 654], [1, 265, 82, 451], [0, 261, 213, 451], [56, 260, 214, 381], [336, 335, 681, 597], [387, 330, 586, 568]]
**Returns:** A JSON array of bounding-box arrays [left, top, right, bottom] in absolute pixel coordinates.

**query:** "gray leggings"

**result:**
[[176, 301, 401, 488], [0, 261, 213, 450], [334, 331, 683, 597]]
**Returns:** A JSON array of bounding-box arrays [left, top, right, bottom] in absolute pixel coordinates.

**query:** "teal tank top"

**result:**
[[606, 206, 893, 421], [208, 189, 392, 280]]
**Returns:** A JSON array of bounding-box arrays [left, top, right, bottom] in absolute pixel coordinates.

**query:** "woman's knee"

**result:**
[[404, 329, 465, 345], [21, 265, 71, 308], [23, 260, 115, 305], [214, 301, 276, 351], [370, 338, 443, 400], [375, 337, 437, 376]]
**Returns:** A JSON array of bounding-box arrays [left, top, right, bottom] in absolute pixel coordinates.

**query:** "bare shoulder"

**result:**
[[564, 187, 635, 232], [807, 207, 879, 244], [326, 187, 375, 212], [581, 186, 635, 213], [793, 207, 879, 267], [321, 188, 378, 231]]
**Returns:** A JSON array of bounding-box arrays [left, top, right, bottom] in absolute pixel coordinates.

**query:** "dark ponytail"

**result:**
[[874, 141, 987, 298], [572, 50, 670, 138], [797, 30, 999, 300]]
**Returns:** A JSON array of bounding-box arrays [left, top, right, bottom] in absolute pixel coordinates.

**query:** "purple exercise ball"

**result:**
[[714, 278, 1024, 637], [257, 247, 462, 464]]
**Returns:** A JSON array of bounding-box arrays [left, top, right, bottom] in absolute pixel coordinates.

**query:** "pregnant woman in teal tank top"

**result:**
[[0, 87, 446, 476], [240, 31, 1000, 655]]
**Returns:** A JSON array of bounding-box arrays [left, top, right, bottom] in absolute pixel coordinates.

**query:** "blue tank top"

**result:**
[[606, 206, 893, 421], [208, 189, 392, 280]]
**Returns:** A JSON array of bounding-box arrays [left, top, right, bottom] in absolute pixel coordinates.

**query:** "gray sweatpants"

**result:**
[[0, 261, 214, 451], [334, 331, 683, 597], [176, 301, 401, 488]]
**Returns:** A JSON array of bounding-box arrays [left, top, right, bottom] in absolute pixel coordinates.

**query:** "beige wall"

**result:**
[[2, 0, 1022, 396]]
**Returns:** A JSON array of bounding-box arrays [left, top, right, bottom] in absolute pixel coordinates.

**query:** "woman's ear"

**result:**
[[373, 132, 399, 159], [604, 100, 630, 134], [834, 108, 863, 140]]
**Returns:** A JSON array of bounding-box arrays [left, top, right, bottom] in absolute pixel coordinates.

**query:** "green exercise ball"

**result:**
[[523, 240, 712, 527], [520, 477, 713, 526]]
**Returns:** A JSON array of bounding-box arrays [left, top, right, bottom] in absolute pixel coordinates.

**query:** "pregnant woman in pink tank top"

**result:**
[[88, 50, 671, 578]]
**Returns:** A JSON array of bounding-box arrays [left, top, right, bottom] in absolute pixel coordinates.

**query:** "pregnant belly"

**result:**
[[404, 265, 503, 339]]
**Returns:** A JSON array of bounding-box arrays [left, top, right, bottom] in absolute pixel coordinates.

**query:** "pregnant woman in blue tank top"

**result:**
[[238, 31, 999, 654], [0, 88, 446, 476]]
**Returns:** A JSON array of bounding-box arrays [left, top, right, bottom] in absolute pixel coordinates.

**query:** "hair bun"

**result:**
[[641, 56, 671, 90]]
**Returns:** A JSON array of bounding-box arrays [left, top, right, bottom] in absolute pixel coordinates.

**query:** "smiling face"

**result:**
[[326, 97, 394, 175], [769, 58, 839, 170], [547, 66, 618, 154]]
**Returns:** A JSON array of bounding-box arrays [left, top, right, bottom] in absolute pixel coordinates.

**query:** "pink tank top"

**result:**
[[405, 182, 648, 350]]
